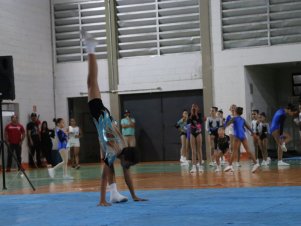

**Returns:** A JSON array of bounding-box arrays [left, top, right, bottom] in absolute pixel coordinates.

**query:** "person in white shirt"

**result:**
[[251, 110, 260, 163], [257, 112, 270, 166], [68, 118, 82, 169], [205, 107, 222, 166]]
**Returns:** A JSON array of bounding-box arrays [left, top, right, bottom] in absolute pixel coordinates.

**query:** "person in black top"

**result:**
[[214, 127, 230, 172], [258, 112, 270, 166], [27, 113, 42, 168], [40, 121, 53, 166], [187, 104, 203, 173], [82, 30, 146, 206]]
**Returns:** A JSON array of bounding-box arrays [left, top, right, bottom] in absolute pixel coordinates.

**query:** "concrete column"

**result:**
[[105, 0, 120, 121], [199, 0, 214, 161]]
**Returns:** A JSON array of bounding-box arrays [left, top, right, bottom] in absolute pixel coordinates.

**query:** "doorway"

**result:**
[[68, 97, 100, 163], [245, 62, 301, 155]]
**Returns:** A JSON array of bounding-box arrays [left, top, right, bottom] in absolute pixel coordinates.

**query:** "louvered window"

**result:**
[[116, 0, 201, 58], [54, 1, 107, 63], [221, 0, 301, 49], [270, 0, 301, 45]]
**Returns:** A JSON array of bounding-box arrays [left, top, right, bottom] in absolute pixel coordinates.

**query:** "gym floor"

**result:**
[[1, 159, 301, 225]]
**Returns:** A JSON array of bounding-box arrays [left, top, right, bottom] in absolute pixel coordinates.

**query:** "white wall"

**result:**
[[54, 54, 202, 127], [211, 1, 301, 117], [118, 53, 202, 93], [54, 60, 110, 120], [245, 67, 278, 120], [0, 0, 54, 163]]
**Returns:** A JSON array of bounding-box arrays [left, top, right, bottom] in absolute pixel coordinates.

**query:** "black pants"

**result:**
[[7, 144, 22, 170], [28, 142, 42, 167], [41, 143, 52, 166]]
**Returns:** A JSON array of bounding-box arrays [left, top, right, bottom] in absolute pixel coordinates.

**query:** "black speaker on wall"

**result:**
[[0, 56, 15, 100]]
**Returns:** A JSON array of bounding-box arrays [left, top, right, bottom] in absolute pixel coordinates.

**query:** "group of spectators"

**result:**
[[2, 106, 82, 172], [2, 105, 136, 173], [176, 103, 299, 173]]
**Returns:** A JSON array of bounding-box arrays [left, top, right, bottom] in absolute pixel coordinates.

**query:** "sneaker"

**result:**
[[224, 165, 234, 172], [180, 156, 187, 163], [196, 163, 204, 172], [234, 162, 241, 167], [63, 175, 74, 180], [209, 162, 215, 167], [180, 164, 189, 172], [267, 157, 271, 164], [215, 166, 221, 172], [48, 168, 55, 178], [75, 165, 80, 170], [190, 165, 197, 173], [278, 160, 290, 166], [256, 159, 259, 164], [110, 192, 128, 203], [180, 160, 189, 166], [281, 143, 287, 152], [252, 163, 260, 173], [261, 160, 268, 167]]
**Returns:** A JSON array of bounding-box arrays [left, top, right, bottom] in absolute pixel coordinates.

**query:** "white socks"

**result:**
[[109, 183, 128, 203], [85, 43, 96, 54], [81, 29, 97, 54]]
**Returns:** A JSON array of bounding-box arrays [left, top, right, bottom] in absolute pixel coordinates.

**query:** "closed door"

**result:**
[[120, 90, 203, 162]]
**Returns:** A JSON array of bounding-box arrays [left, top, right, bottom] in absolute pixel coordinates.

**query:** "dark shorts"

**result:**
[[209, 130, 218, 137], [260, 134, 267, 140], [210, 133, 219, 150], [217, 148, 228, 155], [88, 98, 110, 121], [180, 132, 187, 137]]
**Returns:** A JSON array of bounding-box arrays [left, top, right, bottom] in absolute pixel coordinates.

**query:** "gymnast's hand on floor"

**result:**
[[133, 196, 148, 202], [97, 201, 112, 207]]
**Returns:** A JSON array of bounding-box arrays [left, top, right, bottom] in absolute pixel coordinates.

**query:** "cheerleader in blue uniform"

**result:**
[[224, 107, 260, 173], [270, 104, 298, 166], [225, 104, 241, 167], [48, 118, 73, 179]]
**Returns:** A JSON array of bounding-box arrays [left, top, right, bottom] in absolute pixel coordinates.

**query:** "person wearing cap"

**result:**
[[27, 112, 42, 168], [121, 110, 136, 147]]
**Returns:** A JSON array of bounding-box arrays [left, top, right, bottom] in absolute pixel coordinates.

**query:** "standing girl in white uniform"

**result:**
[[68, 118, 82, 169]]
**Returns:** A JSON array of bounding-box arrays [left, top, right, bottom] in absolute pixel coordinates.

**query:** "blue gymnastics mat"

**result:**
[[0, 186, 301, 226]]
